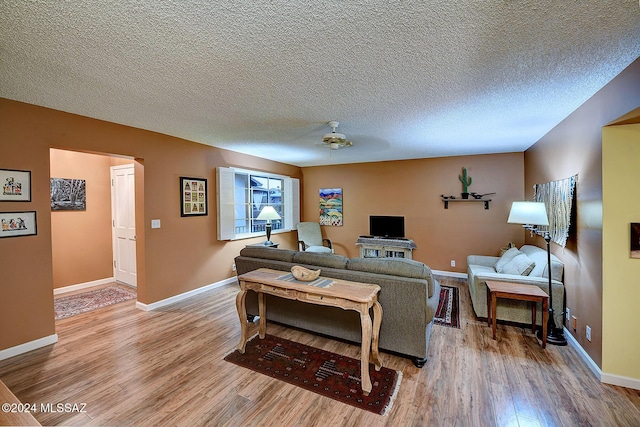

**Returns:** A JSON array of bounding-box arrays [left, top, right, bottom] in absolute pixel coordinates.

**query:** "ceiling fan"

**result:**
[[322, 121, 352, 150]]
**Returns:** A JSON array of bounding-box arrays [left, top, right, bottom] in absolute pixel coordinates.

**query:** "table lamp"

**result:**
[[256, 206, 281, 245]]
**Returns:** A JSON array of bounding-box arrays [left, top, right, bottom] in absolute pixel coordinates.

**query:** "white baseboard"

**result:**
[[601, 372, 640, 391], [564, 327, 640, 390], [54, 277, 115, 295], [136, 276, 238, 311], [564, 327, 602, 380], [0, 334, 58, 361], [432, 270, 468, 279]]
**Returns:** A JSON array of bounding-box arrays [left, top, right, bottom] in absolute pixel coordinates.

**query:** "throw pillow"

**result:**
[[500, 253, 536, 275], [495, 247, 521, 272]]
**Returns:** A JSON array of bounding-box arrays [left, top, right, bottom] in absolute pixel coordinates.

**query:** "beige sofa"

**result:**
[[467, 245, 564, 325], [234, 246, 441, 367]]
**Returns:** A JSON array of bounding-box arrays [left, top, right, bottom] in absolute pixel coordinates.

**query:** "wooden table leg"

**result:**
[[236, 285, 249, 353], [491, 292, 497, 340], [370, 300, 383, 371], [258, 292, 266, 339], [541, 297, 548, 349], [532, 301, 537, 334], [360, 308, 373, 396], [486, 285, 491, 327]]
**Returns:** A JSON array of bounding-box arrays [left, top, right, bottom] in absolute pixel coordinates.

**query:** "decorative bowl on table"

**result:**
[[291, 265, 321, 281]]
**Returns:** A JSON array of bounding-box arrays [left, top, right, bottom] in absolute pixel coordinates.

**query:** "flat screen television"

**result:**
[[369, 215, 405, 238]]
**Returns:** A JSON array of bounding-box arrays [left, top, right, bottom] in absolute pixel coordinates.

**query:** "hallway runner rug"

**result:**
[[224, 334, 402, 415], [54, 286, 136, 320], [434, 285, 460, 329]]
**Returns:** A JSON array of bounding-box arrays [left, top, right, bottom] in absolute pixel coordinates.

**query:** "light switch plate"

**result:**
[[151, 219, 161, 229]]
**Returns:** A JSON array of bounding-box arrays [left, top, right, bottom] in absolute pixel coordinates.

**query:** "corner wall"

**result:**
[[50, 149, 114, 289], [602, 123, 640, 382], [301, 153, 525, 272], [524, 57, 640, 372], [0, 98, 302, 352]]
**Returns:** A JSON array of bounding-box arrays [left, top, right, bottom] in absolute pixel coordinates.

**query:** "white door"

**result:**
[[111, 165, 137, 287]]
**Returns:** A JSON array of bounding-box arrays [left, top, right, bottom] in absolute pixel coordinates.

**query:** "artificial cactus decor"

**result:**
[[459, 167, 472, 198]]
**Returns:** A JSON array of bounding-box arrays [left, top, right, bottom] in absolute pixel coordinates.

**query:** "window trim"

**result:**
[[216, 166, 299, 241]]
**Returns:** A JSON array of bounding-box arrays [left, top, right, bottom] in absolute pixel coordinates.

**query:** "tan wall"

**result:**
[[301, 153, 525, 272], [50, 149, 114, 289], [523, 57, 640, 369], [602, 123, 640, 380], [0, 98, 302, 351]]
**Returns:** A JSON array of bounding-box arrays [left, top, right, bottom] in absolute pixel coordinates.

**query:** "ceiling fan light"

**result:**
[[321, 120, 352, 149], [322, 132, 347, 141]]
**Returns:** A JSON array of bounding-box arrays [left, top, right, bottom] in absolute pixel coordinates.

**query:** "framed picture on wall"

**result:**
[[0, 211, 37, 238], [180, 177, 208, 217], [50, 178, 86, 210], [319, 188, 342, 226], [1, 169, 31, 202], [631, 223, 640, 259]]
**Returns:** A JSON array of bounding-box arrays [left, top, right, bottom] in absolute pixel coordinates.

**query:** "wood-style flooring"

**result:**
[[1, 277, 639, 426]]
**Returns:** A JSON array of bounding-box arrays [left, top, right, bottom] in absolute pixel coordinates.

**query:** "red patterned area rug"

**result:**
[[224, 334, 402, 416], [434, 285, 460, 329], [54, 286, 136, 320]]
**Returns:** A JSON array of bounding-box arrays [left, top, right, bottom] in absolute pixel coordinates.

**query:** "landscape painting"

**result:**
[[319, 188, 342, 226], [51, 178, 86, 211]]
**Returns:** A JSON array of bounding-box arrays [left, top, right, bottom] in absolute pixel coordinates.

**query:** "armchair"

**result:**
[[297, 222, 333, 253]]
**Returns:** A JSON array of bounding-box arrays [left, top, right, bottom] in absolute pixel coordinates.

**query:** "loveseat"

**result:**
[[467, 245, 564, 325], [234, 246, 441, 367]]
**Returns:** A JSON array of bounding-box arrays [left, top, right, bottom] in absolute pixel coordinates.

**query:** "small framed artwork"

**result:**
[[180, 177, 208, 217], [631, 223, 640, 259], [1, 169, 31, 202], [50, 178, 86, 210], [319, 188, 343, 226], [0, 211, 37, 238]]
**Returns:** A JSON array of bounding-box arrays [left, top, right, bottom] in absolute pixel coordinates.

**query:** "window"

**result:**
[[216, 167, 299, 240]]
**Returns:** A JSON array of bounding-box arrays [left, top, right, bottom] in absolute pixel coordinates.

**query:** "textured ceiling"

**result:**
[[1, 1, 639, 166]]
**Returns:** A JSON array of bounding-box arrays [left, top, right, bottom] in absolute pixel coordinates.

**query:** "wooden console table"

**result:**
[[485, 280, 549, 348], [355, 236, 416, 259], [236, 268, 383, 395]]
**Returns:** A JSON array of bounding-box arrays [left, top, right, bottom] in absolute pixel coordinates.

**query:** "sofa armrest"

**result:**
[[467, 255, 498, 268]]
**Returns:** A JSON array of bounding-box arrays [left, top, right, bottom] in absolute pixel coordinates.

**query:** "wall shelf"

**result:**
[[442, 198, 491, 209]]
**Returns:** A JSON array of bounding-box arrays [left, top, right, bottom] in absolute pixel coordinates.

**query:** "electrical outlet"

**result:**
[[232, 263, 236, 272], [586, 325, 592, 341], [566, 307, 570, 320], [450, 260, 456, 267]]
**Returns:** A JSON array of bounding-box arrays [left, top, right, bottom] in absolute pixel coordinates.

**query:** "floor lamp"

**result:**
[[256, 206, 281, 245], [507, 201, 567, 346]]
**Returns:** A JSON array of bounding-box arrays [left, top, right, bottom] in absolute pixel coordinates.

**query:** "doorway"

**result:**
[[50, 149, 139, 293]]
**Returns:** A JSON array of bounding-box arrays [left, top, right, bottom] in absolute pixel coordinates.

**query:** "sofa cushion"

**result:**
[[347, 257, 431, 280], [499, 253, 536, 275], [292, 251, 349, 269], [239, 246, 296, 263], [519, 245, 563, 280], [494, 247, 521, 272]]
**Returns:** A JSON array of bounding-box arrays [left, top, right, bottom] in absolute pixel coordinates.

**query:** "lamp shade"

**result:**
[[507, 202, 549, 226], [256, 206, 281, 221]]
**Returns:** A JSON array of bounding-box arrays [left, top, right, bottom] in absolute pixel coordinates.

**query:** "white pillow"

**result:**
[[495, 247, 521, 272], [500, 253, 536, 276]]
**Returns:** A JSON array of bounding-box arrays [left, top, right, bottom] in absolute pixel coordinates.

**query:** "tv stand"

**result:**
[[356, 236, 417, 260]]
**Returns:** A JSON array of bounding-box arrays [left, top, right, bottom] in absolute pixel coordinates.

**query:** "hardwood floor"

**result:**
[[1, 277, 639, 426]]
